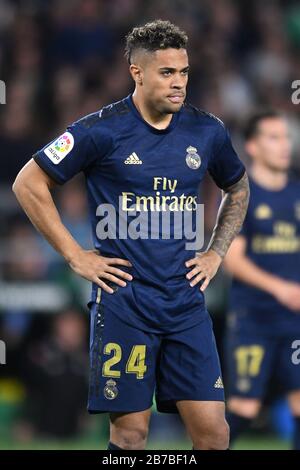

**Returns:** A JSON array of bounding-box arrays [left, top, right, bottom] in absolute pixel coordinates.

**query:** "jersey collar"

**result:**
[[125, 94, 181, 134]]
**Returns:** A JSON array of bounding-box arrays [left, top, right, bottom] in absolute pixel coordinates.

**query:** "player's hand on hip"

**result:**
[[271, 280, 300, 312], [185, 249, 222, 292], [68, 249, 133, 294]]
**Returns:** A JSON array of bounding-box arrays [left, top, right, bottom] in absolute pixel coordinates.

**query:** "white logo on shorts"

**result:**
[[104, 379, 118, 400], [214, 376, 224, 389]]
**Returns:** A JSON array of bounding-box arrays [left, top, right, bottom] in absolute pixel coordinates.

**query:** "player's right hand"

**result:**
[[272, 280, 300, 312], [68, 249, 133, 294]]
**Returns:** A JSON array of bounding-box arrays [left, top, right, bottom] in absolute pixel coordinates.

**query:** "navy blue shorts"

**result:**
[[226, 323, 300, 398], [87, 300, 224, 414]]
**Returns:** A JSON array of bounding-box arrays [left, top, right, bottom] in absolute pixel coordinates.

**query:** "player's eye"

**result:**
[[161, 71, 172, 76]]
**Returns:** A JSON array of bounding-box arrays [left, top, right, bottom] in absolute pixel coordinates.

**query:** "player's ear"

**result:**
[[129, 64, 143, 85]]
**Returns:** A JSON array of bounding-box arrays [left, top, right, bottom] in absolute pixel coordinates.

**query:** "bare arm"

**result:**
[[224, 235, 300, 312], [207, 172, 250, 259], [224, 236, 282, 294], [12, 159, 132, 293], [186, 173, 250, 291], [13, 159, 83, 261]]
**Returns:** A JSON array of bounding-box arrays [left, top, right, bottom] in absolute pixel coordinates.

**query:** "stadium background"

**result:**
[[0, 0, 300, 450]]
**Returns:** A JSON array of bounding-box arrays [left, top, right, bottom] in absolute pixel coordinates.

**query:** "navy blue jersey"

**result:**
[[34, 94, 245, 332], [229, 177, 300, 336]]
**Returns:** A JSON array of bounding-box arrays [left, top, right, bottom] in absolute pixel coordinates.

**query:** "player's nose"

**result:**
[[171, 76, 186, 90], [170, 82, 185, 91]]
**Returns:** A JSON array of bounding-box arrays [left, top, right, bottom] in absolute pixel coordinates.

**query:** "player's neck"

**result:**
[[132, 92, 173, 130], [250, 164, 288, 191]]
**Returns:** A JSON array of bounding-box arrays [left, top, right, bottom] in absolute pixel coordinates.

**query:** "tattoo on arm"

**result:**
[[207, 172, 250, 259]]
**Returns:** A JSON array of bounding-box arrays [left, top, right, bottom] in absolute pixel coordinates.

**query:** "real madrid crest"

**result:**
[[186, 146, 201, 170], [236, 378, 251, 393], [254, 204, 273, 220], [104, 379, 118, 400]]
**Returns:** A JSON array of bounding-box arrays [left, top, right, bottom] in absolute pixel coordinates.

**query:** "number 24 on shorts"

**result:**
[[102, 343, 147, 380]]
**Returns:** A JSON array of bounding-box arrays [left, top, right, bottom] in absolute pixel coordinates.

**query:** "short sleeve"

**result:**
[[208, 127, 245, 190], [33, 122, 100, 184]]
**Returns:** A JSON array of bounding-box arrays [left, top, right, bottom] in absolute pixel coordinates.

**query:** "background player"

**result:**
[[12, 20, 249, 450], [224, 111, 300, 449]]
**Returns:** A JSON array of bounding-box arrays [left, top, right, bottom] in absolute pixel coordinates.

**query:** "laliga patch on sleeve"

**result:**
[[44, 132, 74, 164]]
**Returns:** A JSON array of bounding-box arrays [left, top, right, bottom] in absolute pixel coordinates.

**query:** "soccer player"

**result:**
[[224, 111, 300, 449], [13, 20, 249, 450]]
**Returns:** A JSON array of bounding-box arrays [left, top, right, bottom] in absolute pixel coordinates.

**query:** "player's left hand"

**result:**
[[185, 249, 222, 292]]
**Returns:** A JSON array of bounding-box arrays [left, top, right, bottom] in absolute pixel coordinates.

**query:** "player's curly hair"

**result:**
[[125, 20, 188, 64]]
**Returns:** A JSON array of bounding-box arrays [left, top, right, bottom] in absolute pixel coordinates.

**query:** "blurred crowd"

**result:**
[[0, 0, 300, 443]]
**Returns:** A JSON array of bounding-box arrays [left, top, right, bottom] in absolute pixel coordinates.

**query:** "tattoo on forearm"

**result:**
[[207, 173, 250, 259]]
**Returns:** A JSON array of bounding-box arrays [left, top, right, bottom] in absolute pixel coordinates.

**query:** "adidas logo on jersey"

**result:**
[[214, 376, 224, 389], [124, 152, 143, 165]]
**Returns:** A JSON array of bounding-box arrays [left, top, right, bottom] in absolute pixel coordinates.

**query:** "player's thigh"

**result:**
[[227, 397, 262, 418], [156, 314, 224, 413], [88, 301, 159, 413], [226, 327, 275, 401], [176, 400, 228, 439], [287, 390, 300, 416]]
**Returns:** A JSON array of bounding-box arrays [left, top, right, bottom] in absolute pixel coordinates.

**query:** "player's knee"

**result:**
[[288, 391, 300, 416], [193, 420, 230, 450], [289, 403, 300, 417], [111, 425, 148, 450], [227, 398, 261, 419], [209, 420, 230, 450]]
